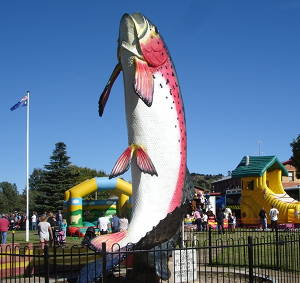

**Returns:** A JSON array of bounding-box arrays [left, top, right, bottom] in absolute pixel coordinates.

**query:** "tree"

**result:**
[[34, 142, 79, 213], [0, 182, 23, 213], [190, 173, 223, 191], [291, 134, 300, 178]]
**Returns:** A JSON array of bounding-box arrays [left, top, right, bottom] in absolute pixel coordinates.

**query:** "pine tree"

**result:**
[[291, 134, 300, 178], [34, 142, 78, 213]]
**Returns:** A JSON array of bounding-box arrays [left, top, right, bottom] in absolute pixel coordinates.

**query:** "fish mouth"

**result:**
[[118, 13, 150, 59]]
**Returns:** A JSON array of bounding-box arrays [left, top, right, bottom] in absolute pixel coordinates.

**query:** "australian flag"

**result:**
[[10, 95, 28, 111]]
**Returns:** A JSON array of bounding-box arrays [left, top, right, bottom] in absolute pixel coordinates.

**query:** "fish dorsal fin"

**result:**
[[98, 63, 122, 116], [134, 57, 154, 107]]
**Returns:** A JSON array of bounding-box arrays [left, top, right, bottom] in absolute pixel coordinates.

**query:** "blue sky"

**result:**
[[1, 1, 299, 191]]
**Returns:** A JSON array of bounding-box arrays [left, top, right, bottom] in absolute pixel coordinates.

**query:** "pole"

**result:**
[[25, 91, 30, 242]]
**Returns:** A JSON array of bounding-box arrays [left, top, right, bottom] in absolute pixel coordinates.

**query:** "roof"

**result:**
[[211, 176, 232, 184], [231, 156, 288, 178]]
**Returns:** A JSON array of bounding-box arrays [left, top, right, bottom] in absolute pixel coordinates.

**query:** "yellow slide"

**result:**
[[232, 156, 300, 225], [64, 177, 132, 227]]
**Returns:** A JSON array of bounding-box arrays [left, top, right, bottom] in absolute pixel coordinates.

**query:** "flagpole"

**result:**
[[25, 91, 30, 242]]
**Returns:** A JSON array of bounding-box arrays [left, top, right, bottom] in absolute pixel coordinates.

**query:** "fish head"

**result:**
[[118, 13, 167, 67]]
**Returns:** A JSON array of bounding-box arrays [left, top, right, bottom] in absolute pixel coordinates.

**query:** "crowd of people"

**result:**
[[0, 210, 67, 248], [97, 213, 129, 235]]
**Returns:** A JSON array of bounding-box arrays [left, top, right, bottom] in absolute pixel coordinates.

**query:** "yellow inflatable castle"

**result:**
[[232, 156, 300, 225]]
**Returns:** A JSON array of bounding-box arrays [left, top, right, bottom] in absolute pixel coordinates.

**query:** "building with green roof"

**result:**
[[232, 156, 300, 225]]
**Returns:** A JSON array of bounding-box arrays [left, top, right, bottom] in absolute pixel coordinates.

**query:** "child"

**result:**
[[228, 213, 236, 233], [60, 219, 67, 242], [38, 215, 53, 250]]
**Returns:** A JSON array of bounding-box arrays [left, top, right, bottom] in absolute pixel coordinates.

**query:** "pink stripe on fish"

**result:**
[[140, 36, 187, 213]]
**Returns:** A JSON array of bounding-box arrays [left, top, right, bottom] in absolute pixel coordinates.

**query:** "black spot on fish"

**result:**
[[153, 75, 156, 79], [166, 79, 169, 84], [173, 101, 174, 103], [172, 72, 174, 76], [175, 125, 177, 128], [160, 83, 163, 88], [165, 96, 168, 99], [171, 107, 173, 109]]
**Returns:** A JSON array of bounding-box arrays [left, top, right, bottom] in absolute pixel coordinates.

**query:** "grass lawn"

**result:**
[[187, 229, 300, 272], [6, 230, 83, 247]]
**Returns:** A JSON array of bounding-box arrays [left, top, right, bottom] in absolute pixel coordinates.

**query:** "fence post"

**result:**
[[248, 236, 254, 283], [208, 226, 212, 265], [44, 245, 49, 283], [102, 242, 107, 283], [275, 226, 280, 269]]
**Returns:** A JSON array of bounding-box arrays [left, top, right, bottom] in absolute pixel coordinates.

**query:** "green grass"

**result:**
[[6, 230, 83, 247], [186, 229, 300, 272]]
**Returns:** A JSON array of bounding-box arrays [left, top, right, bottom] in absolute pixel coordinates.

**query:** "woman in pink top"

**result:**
[[0, 215, 10, 244]]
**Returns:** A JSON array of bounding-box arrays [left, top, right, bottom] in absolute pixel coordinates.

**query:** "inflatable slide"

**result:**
[[232, 156, 300, 225]]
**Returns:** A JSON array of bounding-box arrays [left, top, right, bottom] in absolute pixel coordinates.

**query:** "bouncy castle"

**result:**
[[232, 156, 300, 225]]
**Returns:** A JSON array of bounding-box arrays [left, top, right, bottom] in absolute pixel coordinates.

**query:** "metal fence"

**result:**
[[1, 228, 300, 282]]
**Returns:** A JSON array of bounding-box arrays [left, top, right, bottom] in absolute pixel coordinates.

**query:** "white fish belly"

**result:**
[[122, 69, 182, 244]]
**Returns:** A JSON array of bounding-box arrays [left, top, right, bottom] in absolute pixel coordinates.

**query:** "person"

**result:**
[[47, 212, 57, 246], [201, 211, 208, 232], [47, 212, 57, 228], [38, 215, 53, 250], [119, 216, 129, 231], [0, 215, 10, 244], [31, 212, 37, 231], [193, 210, 202, 232], [111, 214, 120, 233], [259, 208, 267, 230], [60, 219, 67, 241], [97, 214, 110, 235], [228, 212, 236, 233], [269, 205, 279, 231], [56, 210, 63, 228], [216, 208, 225, 234]]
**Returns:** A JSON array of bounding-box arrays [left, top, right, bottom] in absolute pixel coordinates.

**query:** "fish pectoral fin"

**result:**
[[136, 147, 158, 176], [134, 57, 154, 107], [98, 63, 122, 117], [109, 146, 134, 179]]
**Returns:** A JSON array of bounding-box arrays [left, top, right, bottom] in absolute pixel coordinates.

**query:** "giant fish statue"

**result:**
[[79, 12, 194, 282]]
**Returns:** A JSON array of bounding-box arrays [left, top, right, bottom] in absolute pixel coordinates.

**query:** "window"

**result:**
[[246, 181, 254, 190], [288, 171, 294, 182]]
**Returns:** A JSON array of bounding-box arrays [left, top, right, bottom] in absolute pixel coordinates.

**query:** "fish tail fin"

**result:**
[[78, 231, 129, 282], [90, 231, 128, 252]]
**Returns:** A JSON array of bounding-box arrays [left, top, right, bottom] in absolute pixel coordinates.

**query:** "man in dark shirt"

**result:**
[[111, 214, 120, 233], [216, 208, 225, 234], [259, 208, 267, 230]]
